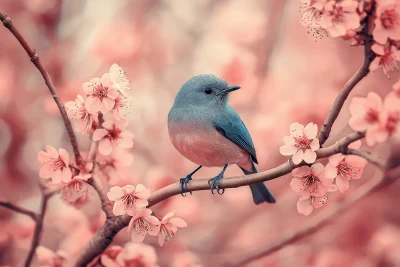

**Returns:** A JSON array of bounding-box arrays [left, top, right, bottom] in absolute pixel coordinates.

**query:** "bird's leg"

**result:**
[[208, 163, 229, 195], [180, 165, 202, 197]]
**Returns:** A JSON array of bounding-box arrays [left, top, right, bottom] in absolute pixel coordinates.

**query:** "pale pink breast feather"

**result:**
[[168, 122, 252, 169]]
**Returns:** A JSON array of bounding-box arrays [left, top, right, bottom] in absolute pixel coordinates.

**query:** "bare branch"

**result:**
[[75, 132, 368, 266], [0, 12, 84, 167], [227, 165, 400, 267], [24, 191, 54, 267], [0, 201, 37, 221], [317, 25, 375, 145]]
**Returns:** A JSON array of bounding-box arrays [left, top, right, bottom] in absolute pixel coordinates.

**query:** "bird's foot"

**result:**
[[180, 175, 193, 197], [208, 174, 225, 195]]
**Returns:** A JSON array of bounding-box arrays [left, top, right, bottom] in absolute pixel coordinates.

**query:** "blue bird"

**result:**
[[168, 74, 275, 204]]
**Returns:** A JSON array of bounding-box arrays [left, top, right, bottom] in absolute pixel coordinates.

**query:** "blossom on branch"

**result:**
[[157, 212, 187, 247], [107, 184, 150, 216], [36, 246, 68, 267], [280, 122, 320, 164], [116, 242, 159, 267], [127, 208, 160, 243], [325, 140, 368, 192], [83, 73, 119, 114], [109, 63, 131, 98], [38, 145, 72, 183], [373, 0, 400, 44], [65, 95, 97, 134], [320, 0, 360, 37], [369, 43, 400, 76], [297, 194, 328, 216], [93, 120, 134, 155], [290, 163, 333, 198]]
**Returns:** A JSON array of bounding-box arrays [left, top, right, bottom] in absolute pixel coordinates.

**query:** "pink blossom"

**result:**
[[93, 120, 134, 155], [107, 184, 150, 216], [321, 0, 361, 37], [36, 246, 68, 267], [37, 145, 72, 183], [325, 141, 367, 192], [300, 0, 327, 26], [89, 246, 123, 267], [297, 194, 328, 216], [112, 96, 131, 121], [83, 73, 120, 114], [127, 209, 160, 243], [109, 63, 131, 98], [349, 92, 383, 143], [279, 122, 320, 164], [290, 163, 333, 198], [369, 44, 400, 76], [65, 95, 97, 133], [373, 0, 400, 44], [116, 242, 159, 267], [157, 212, 187, 247], [59, 174, 91, 208]]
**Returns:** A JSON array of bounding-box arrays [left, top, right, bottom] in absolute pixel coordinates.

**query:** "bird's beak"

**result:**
[[226, 85, 241, 93]]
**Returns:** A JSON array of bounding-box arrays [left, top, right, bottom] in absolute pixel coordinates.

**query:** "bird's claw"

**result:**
[[179, 176, 193, 197], [208, 175, 225, 195]]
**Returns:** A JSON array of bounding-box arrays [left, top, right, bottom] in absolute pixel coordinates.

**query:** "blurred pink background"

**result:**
[[0, 0, 400, 266]]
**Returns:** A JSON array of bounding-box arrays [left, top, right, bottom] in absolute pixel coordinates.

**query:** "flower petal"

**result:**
[[304, 123, 318, 139]]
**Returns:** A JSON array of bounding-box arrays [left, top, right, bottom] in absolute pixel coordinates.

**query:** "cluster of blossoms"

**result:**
[[300, 0, 400, 77], [280, 123, 368, 215], [37, 64, 187, 247], [37, 64, 135, 208], [107, 185, 187, 246], [349, 87, 400, 146]]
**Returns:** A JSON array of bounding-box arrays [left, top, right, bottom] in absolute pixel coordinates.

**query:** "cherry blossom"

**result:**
[[349, 92, 383, 146], [127, 209, 160, 243], [290, 163, 333, 198], [37, 145, 72, 183], [36, 246, 68, 267], [157, 212, 187, 247], [83, 73, 119, 114], [369, 43, 400, 76], [325, 140, 367, 192], [299, 0, 329, 40], [109, 63, 131, 98], [373, 0, 400, 44], [280, 122, 320, 164], [320, 0, 360, 37], [116, 242, 159, 267], [89, 246, 123, 267], [297, 194, 328, 216], [107, 184, 150, 216], [65, 95, 97, 133], [112, 96, 131, 121], [93, 120, 134, 155]]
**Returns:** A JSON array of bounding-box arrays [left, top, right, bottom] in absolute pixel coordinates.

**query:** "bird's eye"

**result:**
[[205, 88, 212, 94]]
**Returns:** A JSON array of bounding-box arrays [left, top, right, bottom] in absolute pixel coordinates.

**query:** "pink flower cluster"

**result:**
[[290, 140, 367, 216], [107, 185, 187, 246], [349, 90, 400, 146]]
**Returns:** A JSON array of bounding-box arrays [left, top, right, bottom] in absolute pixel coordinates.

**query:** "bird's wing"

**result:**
[[213, 106, 258, 164]]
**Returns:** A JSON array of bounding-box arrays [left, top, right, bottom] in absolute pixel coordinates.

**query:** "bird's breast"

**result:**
[[168, 121, 250, 168]]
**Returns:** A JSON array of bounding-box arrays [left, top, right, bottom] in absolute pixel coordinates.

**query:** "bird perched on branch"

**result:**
[[168, 74, 275, 204]]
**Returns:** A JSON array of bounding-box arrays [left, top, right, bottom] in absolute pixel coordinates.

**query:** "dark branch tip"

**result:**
[[2, 14, 11, 29]]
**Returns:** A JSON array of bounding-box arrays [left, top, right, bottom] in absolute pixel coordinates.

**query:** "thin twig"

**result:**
[[347, 148, 386, 170], [227, 165, 400, 267], [24, 191, 53, 267], [87, 174, 114, 220], [0, 201, 37, 221], [317, 24, 375, 145], [75, 132, 367, 266], [0, 12, 84, 167]]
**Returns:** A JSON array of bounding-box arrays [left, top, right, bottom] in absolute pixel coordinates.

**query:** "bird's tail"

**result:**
[[240, 163, 276, 204]]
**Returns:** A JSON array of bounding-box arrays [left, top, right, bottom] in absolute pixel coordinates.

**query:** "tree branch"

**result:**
[[0, 201, 37, 221], [317, 23, 375, 145], [227, 165, 400, 267], [0, 12, 84, 167], [75, 131, 367, 266], [24, 191, 53, 267]]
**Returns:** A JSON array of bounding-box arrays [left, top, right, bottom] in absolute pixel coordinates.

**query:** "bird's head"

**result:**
[[173, 74, 240, 107]]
